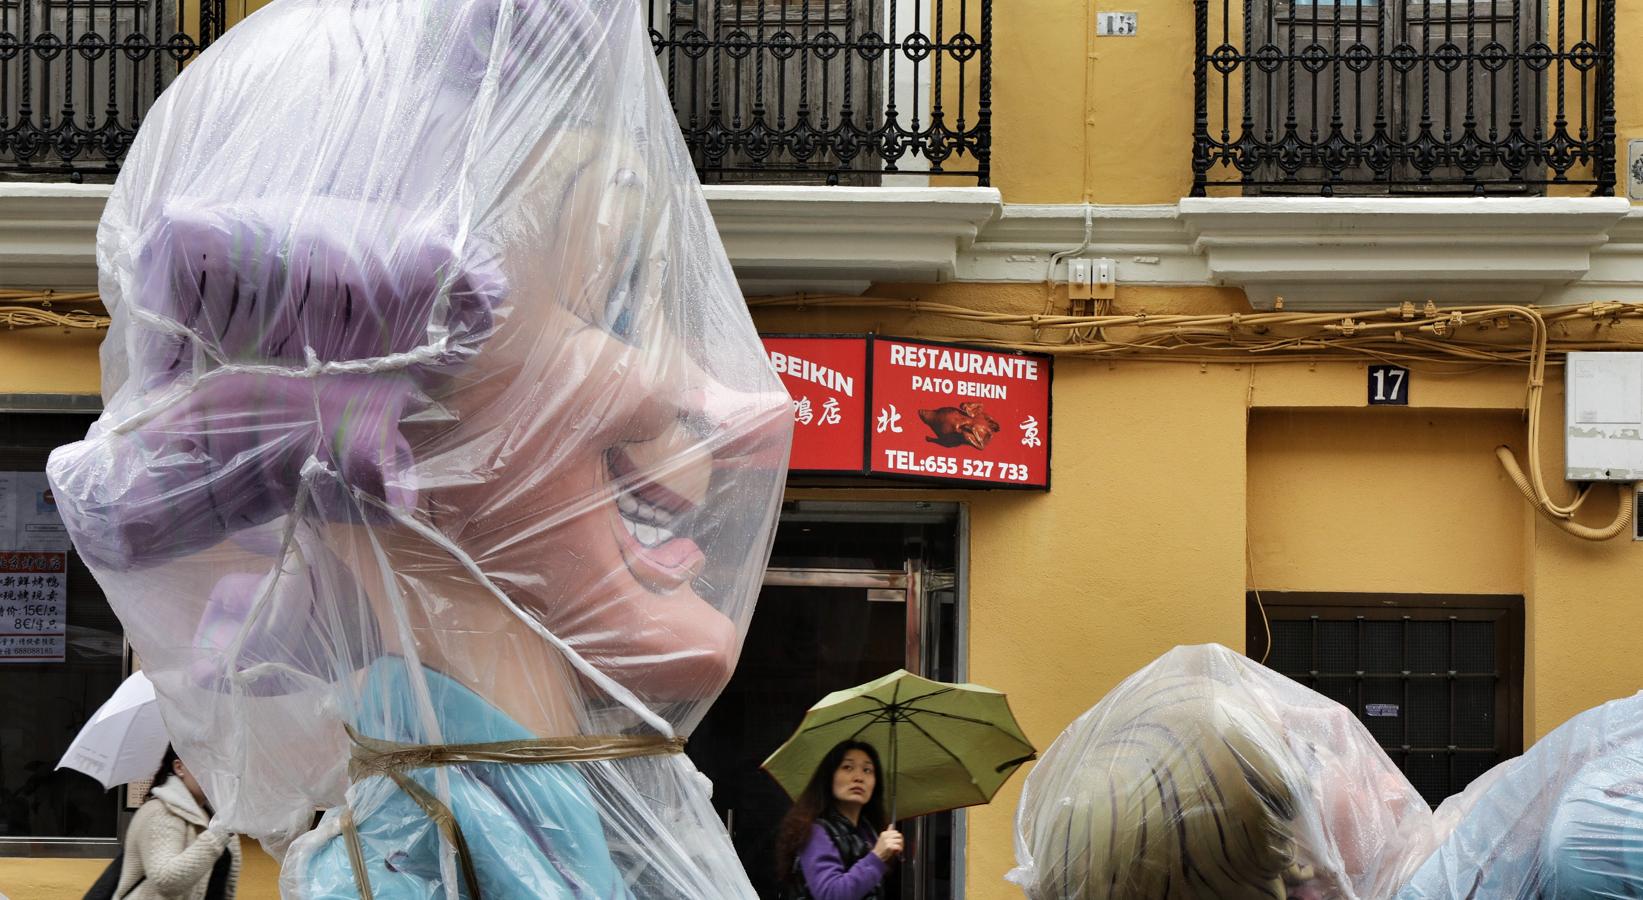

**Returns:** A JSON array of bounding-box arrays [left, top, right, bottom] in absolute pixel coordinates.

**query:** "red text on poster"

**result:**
[[868, 339, 1050, 487], [0, 551, 68, 663], [762, 337, 870, 473]]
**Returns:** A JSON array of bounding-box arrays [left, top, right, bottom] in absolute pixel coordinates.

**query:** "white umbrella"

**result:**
[[56, 671, 169, 789]]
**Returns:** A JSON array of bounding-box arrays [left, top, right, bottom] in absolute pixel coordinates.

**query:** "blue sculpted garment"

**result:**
[[299, 657, 632, 899], [1538, 755, 1643, 896], [1399, 753, 1643, 898]]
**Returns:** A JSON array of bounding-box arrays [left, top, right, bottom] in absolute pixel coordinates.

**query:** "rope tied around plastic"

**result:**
[[338, 724, 686, 899]]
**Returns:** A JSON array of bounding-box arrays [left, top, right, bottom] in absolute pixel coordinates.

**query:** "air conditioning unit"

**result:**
[[1565, 352, 1643, 482]]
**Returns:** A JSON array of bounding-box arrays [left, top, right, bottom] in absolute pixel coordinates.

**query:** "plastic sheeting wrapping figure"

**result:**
[[1394, 691, 1643, 899], [45, 1, 793, 897], [1009, 645, 1433, 900]]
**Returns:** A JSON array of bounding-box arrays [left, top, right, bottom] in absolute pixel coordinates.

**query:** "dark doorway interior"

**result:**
[[688, 503, 962, 900]]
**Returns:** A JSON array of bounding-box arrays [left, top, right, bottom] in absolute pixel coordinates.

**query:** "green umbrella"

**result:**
[[761, 669, 1036, 822]]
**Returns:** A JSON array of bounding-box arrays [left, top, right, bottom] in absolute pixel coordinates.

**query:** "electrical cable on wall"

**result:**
[[0, 290, 109, 330]]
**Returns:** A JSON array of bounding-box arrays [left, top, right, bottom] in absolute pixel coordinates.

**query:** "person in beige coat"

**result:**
[[114, 746, 241, 900]]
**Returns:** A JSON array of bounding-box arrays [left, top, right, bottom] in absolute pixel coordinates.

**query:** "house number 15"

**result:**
[[1368, 365, 1409, 405]]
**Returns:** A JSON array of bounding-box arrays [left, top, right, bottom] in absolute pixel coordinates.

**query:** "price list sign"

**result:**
[[0, 551, 68, 663], [868, 338, 1052, 488]]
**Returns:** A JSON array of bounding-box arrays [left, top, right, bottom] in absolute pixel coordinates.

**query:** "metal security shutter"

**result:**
[[1247, 592, 1524, 806]]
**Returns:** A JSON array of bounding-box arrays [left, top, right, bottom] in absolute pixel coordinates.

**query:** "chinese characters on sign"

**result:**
[[0, 551, 68, 663], [763, 337, 870, 474], [762, 336, 1052, 488], [869, 338, 1052, 488]]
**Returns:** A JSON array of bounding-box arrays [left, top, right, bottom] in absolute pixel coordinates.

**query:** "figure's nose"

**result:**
[[676, 380, 792, 466], [603, 335, 791, 462]]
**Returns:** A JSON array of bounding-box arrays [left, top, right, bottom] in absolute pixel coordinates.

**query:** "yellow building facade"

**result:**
[[2, 0, 1641, 897]]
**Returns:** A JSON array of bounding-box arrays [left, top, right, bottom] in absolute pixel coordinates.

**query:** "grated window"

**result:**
[[1248, 592, 1524, 807]]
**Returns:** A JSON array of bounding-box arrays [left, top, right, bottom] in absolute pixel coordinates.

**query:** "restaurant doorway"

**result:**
[[688, 501, 965, 900]]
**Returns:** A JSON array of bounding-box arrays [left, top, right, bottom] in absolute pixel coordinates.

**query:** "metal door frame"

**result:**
[[0, 399, 132, 859]]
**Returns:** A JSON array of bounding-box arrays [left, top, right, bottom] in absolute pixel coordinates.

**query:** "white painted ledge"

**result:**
[[1178, 196, 1637, 309], [964, 204, 1208, 286], [6, 184, 1642, 310], [0, 183, 1008, 296], [0, 183, 111, 289], [703, 185, 1002, 294]]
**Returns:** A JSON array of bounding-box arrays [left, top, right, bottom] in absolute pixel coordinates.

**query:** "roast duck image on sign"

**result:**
[[919, 402, 1002, 450], [44, 0, 793, 897]]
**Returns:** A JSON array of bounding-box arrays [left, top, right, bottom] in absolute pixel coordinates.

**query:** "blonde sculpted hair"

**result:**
[[1020, 676, 1318, 900]]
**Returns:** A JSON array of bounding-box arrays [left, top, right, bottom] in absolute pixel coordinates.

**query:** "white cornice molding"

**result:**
[[1567, 207, 1643, 303], [6, 184, 1642, 309], [965, 204, 1208, 285], [1178, 196, 1636, 309], [0, 183, 111, 290], [702, 185, 1002, 292]]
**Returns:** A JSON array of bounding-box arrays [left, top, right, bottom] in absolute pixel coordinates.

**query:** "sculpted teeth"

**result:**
[[618, 501, 678, 548], [616, 489, 677, 528], [610, 452, 687, 549]]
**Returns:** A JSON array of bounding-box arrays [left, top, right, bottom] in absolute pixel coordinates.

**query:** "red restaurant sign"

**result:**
[[762, 335, 1051, 489], [763, 337, 869, 473]]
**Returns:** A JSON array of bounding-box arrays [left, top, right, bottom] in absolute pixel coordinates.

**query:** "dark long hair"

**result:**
[[774, 740, 886, 882], [146, 745, 180, 801]]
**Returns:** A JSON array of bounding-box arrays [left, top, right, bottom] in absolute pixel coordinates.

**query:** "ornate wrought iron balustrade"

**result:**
[[1, 0, 222, 178], [1193, 0, 1616, 195], [650, 0, 991, 185]]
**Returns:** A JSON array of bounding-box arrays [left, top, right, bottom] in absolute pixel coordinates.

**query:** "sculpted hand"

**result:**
[[872, 828, 904, 862]]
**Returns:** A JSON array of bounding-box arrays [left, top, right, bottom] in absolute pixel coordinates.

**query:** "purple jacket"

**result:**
[[796, 817, 888, 900]]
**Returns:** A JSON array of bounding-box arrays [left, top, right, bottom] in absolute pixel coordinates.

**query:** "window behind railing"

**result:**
[[1, 0, 223, 179], [650, 0, 992, 186], [1193, 0, 1616, 195]]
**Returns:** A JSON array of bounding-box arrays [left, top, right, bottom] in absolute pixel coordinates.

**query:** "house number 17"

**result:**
[[1368, 365, 1409, 405]]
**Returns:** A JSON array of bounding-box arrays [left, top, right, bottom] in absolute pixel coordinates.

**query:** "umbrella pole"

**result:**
[[888, 716, 898, 825]]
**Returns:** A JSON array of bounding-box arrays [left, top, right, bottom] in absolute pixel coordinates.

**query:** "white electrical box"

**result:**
[[1565, 352, 1643, 481]]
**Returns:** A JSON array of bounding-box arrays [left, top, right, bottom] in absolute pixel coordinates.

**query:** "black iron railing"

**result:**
[[1, 0, 224, 179], [650, 0, 991, 186], [1193, 0, 1616, 195]]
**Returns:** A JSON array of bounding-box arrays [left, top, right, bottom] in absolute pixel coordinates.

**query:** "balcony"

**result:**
[[650, 0, 992, 186], [1192, 0, 1617, 196], [2, 1, 1002, 293], [5, 1, 993, 188], [1, 0, 224, 179]]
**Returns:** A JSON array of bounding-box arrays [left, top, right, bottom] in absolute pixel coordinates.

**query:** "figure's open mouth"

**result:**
[[605, 448, 707, 594]]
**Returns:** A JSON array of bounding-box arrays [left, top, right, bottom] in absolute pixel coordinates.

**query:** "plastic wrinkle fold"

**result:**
[[45, 1, 793, 897]]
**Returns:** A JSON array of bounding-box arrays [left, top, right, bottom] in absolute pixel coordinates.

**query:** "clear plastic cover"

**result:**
[[1394, 691, 1643, 899], [45, 1, 792, 896], [1008, 644, 1433, 900]]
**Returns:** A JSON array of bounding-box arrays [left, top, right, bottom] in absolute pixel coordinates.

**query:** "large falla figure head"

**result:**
[[46, 0, 792, 854]]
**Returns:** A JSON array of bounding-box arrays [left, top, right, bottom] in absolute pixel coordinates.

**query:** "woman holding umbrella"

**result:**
[[765, 670, 1035, 898], [114, 745, 242, 900], [775, 740, 903, 900]]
